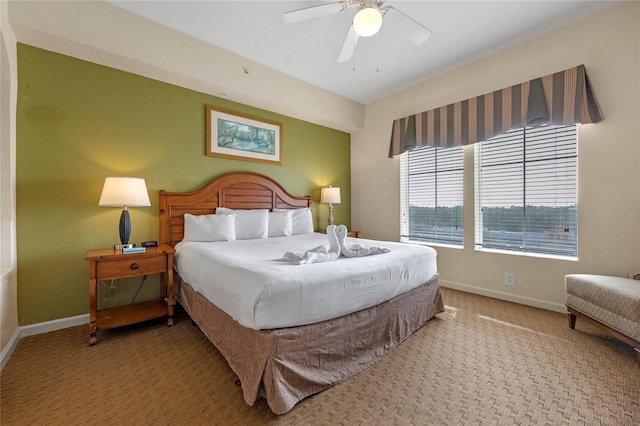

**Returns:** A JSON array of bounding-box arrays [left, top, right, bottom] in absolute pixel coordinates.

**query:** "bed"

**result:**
[[159, 171, 444, 414]]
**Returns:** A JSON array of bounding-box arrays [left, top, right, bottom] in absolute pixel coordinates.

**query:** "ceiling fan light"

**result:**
[[353, 7, 383, 37]]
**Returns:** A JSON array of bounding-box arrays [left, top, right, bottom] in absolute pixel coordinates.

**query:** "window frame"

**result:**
[[400, 144, 465, 248], [399, 124, 579, 260], [474, 124, 578, 259]]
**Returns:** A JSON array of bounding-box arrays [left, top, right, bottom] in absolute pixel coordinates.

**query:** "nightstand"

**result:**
[[85, 244, 175, 345], [319, 229, 361, 238]]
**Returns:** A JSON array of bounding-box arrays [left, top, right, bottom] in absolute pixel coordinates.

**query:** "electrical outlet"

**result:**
[[504, 272, 515, 286]]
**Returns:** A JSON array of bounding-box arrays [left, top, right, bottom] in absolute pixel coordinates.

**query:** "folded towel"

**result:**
[[281, 245, 325, 264], [336, 224, 390, 258], [282, 225, 341, 264], [282, 224, 390, 264]]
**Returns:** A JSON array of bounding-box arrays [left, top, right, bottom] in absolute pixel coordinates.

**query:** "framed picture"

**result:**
[[206, 105, 283, 165]]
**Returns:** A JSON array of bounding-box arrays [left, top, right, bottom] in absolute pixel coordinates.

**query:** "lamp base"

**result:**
[[114, 243, 135, 251], [327, 204, 334, 226]]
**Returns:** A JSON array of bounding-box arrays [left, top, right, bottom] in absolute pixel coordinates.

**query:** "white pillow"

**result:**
[[216, 208, 269, 240], [183, 213, 236, 242], [268, 210, 293, 237], [273, 208, 314, 235]]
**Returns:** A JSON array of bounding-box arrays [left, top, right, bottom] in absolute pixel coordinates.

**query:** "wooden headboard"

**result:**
[[159, 171, 312, 247]]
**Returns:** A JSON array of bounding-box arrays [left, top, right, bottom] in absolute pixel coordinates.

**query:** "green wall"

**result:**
[[16, 44, 351, 325]]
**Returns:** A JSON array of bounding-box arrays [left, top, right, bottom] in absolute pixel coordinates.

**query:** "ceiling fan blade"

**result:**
[[337, 25, 359, 62], [283, 1, 348, 24], [386, 7, 432, 45]]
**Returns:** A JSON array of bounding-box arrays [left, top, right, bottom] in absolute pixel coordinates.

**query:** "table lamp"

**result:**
[[320, 186, 341, 226], [99, 177, 151, 249]]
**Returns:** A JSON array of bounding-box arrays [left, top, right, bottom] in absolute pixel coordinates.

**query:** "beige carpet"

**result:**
[[1, 288, 638, 425]]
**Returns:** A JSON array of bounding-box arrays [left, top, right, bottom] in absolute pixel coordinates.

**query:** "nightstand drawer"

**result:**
[[95, 255, 167, 279]]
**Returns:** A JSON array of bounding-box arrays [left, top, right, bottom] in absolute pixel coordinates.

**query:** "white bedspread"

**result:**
[[174, 233, 437, 330]]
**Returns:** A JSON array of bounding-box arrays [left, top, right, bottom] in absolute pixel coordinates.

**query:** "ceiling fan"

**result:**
[[283, 0, 432, 63]]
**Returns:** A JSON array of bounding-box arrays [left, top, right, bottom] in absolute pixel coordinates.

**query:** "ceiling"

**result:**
[[106, 0, 620, 105]]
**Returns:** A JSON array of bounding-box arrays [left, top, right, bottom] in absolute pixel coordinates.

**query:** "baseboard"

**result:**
[[439, 280, 567, 314], [0, 328, 20, 371], [19, 313, 89, 338], [1, 314, 89, 371]]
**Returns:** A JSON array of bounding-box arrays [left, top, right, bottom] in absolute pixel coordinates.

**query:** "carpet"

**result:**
[[1, 288, 638, 425]]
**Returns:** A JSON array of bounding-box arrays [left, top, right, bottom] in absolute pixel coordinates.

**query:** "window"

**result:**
[[400, 145, 464, 246], [474, 125, 578, 257]]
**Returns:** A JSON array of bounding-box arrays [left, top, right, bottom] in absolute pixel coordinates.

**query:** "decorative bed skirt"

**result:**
[[176, 274, 444, 414]]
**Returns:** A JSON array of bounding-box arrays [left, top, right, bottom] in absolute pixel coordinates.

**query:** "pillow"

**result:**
[[183, 213, 236, 242], [216, 208, 269, 240], [273, 207, 314, 235], [268, 210, 293, 237]]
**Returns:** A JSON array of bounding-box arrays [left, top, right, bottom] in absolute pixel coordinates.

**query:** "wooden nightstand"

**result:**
[[85, 244, 175, 345], [319, 229, 361, 238]]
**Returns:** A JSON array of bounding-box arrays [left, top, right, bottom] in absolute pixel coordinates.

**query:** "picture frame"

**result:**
[[206, 105, 283, 165]]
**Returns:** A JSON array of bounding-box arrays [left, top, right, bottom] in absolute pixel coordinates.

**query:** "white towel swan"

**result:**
[[282, 224, 390, 264], [335, 224, 390, 258]]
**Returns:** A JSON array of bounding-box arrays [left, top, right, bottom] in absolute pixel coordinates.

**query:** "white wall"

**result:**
[[352, 2, 640, 312], [0, 0, 20, 367]]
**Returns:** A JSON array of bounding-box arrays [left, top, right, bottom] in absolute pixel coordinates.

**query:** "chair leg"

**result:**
[[567, 306, 640, 368], [567, 312, 576, 329]]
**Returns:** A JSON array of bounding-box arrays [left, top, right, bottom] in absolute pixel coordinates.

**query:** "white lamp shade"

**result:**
[[98, 177, 151, 207], [321, 186, 341, 204], [353, 7, 383, 37]]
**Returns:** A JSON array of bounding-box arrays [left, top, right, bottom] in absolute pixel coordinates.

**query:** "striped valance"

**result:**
[[389, 64, 603, 157]]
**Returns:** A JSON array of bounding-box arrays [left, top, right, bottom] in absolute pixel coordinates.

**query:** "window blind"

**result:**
[[401, 146, 464, 246], [474, 125, 577, 257]]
